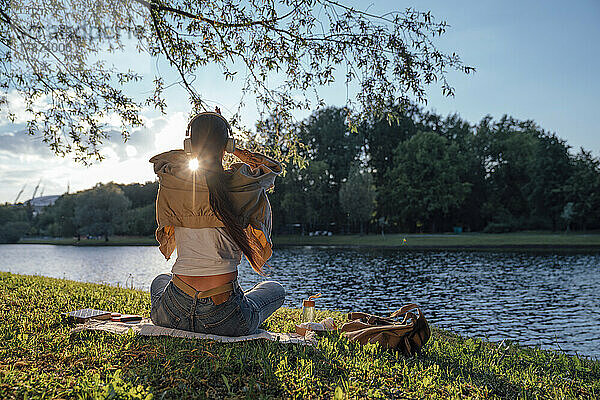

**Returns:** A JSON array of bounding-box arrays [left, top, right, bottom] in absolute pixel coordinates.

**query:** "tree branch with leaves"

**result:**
[[1, 0, 474, 164]]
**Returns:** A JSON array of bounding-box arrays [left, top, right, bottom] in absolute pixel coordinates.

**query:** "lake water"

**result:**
[[1, 244, 599, 359]]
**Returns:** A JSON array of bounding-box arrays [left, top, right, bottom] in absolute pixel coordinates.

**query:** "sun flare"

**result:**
[[188, 158, 199, 171]]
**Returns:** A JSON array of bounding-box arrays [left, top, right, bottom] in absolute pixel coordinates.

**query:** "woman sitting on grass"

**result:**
[[149, 110, 285, 336]]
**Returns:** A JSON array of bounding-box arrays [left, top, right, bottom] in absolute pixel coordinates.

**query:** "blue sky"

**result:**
[[1, 0, 599, 203]]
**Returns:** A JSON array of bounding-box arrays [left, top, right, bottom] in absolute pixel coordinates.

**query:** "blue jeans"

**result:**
[[150, 274, 286, 336]]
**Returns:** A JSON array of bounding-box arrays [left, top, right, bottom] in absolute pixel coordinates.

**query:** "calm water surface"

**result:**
[[1, 244, 599, 358]]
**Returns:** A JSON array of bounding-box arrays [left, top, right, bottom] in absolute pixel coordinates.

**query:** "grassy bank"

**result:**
[[19, 236, 157, 246], [1, 273, 598, 399], [18, 232, 600, 252], [273, 232, 600, 251]]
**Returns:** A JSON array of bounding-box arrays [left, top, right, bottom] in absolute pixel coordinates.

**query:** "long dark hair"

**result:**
[[188, 113, 263, 274]]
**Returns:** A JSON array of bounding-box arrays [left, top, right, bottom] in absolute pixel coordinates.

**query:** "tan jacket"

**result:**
[[149, 150, 281, 270]]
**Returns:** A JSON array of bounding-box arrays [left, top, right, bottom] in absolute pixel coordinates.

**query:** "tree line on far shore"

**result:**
[[270, 105, 600, 235], [1, 105, 599, 243], [0, 182, 158, 242]]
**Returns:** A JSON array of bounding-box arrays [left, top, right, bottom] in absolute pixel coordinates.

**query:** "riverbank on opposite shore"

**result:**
[[1, 272, 598, 399], [18, 232, 600, 252]]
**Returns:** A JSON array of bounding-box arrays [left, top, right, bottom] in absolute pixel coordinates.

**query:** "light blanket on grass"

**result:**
[[71, 318, 316, 345]]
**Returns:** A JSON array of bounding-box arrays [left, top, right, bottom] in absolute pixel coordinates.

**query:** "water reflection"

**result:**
[[1, 244, 598, 358]]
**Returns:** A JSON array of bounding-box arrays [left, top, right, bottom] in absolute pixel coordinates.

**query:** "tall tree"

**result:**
[[269, 166, 308, 233], [476, 116, 538, 228], [269, 107, 365, 232], [436, 114, 485, 231], [73, 183, 131, 238], [0, 203, 30, 243], [117, 181, 158, 208], [382, 131, 471, 232], [300, 107, 363, 189], [300, 107, 364, 228], [127, 203, 157, 236], [339, 163, 376, 234], [527, 133, 572, 230], [563, 149, 600, 230], [362, 103, 422, 222], [269, 159, 335, 233], [1, 0, 473, 162], [33, 194, 77, 237]]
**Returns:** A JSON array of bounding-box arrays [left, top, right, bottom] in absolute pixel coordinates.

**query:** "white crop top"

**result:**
[[172, 226, 242, 276]]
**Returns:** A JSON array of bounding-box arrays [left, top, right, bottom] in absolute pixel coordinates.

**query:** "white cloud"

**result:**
[[125, 145, 138, 157], [0, 111, 189, 203], [0, 90, 52, 127], [153, 111, 187, 152]]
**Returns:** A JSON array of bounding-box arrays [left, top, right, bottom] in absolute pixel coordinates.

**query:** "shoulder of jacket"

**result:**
[[228, 163, 279, 191], [149, 149, 185, 164]]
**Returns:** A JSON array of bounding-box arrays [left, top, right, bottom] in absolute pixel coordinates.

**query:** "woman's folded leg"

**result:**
[[243, 281, 286, 333], [150, 273, 172, 311]]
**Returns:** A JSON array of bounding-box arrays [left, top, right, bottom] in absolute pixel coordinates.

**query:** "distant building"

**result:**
[[27, 195, 60, 215]]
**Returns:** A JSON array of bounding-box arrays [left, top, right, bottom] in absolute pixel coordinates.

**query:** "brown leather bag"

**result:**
[[340, 303, 431, 356]]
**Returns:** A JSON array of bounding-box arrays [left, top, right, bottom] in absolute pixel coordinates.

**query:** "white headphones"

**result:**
[[183, 112, 235, 155]]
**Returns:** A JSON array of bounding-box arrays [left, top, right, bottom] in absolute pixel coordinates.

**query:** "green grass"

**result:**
[[273, 232, 600, 251], [19, 236, 157, 246], [1, 272, 598, 399], [19, 232, 600, 252]]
